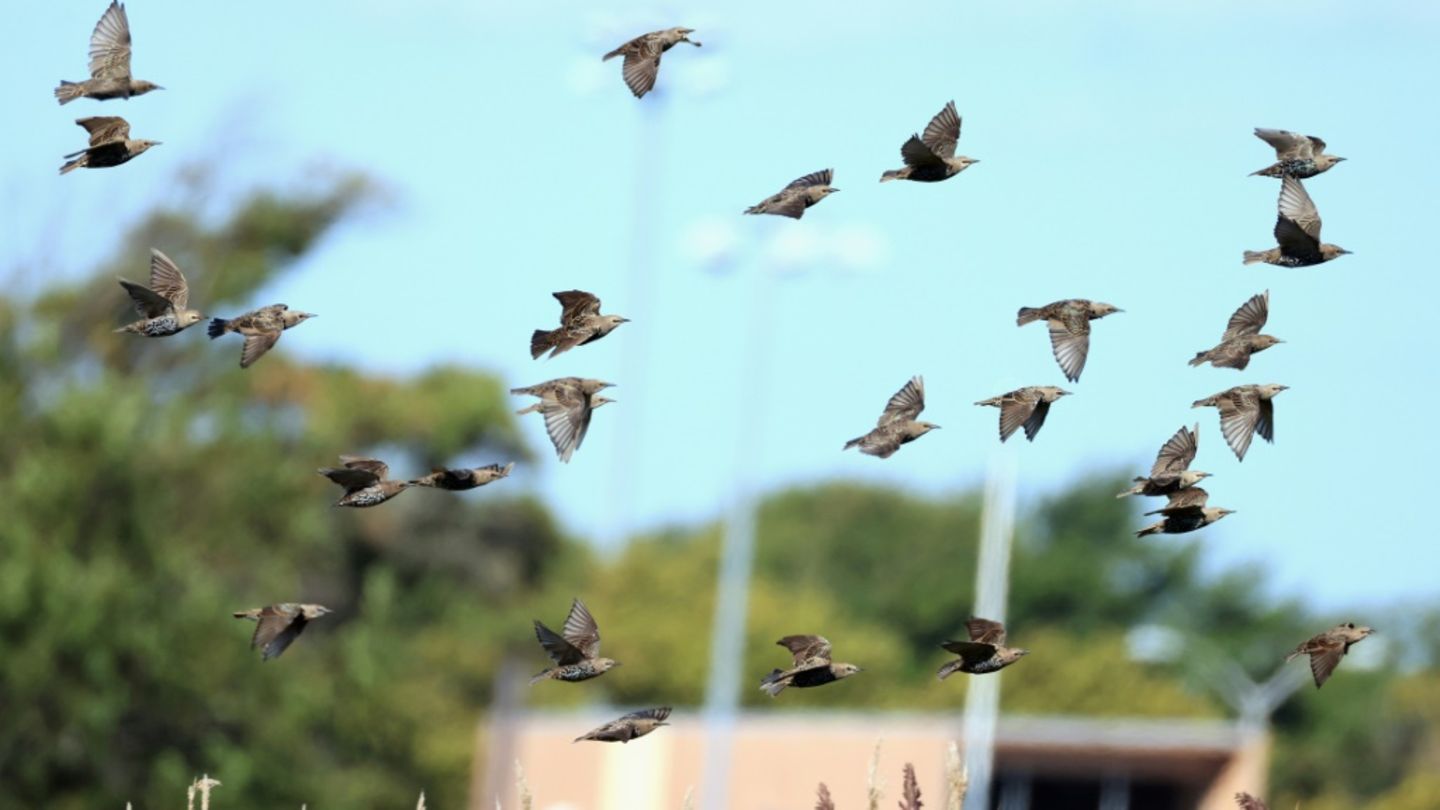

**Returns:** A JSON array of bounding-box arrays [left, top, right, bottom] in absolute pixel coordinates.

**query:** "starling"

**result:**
[[1234, 793, 1268, 810], [1189, 291, 1283, 370], [1135, 502, 1233, 537], [1286, 622, 1374, 689], [602, 27, 700, 99], [232, 603, 331, 661], [880, 101, 978, 183], [758, 635, 862, 697], [1192, 384, 1287, 461], [1016, 300, 1122, 382], [937, 617, 1029, 679], [842, 376, 939, 458], [59, 116, 159, 174], [114, 249, 204, 337], [1243, 177, 1351, 267], [573, 707, 671, 743], [511, 378, 615, 463], [530, 598, 619, 684], [54, 2, 163, 104], [1250, 128, 1345, 180], [744, 170, 839, 219], [206, 304, 316, 368], [974, 386, 1070, 443], [411, 462, 514, 491], [318, 456, 414, 507], [530, 290, 629, 359], [1117, 424, 1210, 498]]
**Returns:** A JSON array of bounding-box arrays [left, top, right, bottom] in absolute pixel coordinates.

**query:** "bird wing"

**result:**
[[1256, 397, 1275, 444], [777, 635, 832, 665], [1222, 290, 1268, 341], [1308, 639, 1346, 687], [249, 604, 300, 657], [1151, 424, 1199, 476], [1021, 400, 1052, 442], [1048, 314, 1091, 383], [1234, 792, 1269, 810], [534, 620, 586, 665], [88, 1, 133, 80], [78, 116, 130, 146], [878, 376, 925, 425], [341, 456, 390, 480], [562, 598, 602, 659], [621, 47, 662, 98], [554, 290, 601, 324], [762, 193, 808, 219], [148, 249, 189, 310], [1216, 393, 1260, 461], [319, 465, 380, 492], [1307, 135, 1327, 155], [621, 706, 671, 723], [786, 169, 833, 190], [899, 135, 940, 169], [239, 330, 282, 368], [921, 100, 961, 160], [1277, 176, 1323, 242], [966, 617, 1007, 645], [940, 640, 997, 665], [118, 279, 173, 318], [998, 395, 1039, 442], [1163, 486, 1209, 511], [540, 390, 594, 463], [1253, 128, 1315, 161]]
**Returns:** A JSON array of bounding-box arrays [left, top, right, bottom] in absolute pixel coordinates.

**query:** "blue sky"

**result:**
[[6, 1, 1437, 611]]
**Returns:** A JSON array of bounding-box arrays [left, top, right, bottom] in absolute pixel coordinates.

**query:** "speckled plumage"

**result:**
[[1016, 300, 1122, 382], [207, 304, 316, 368], [59, 116, 159, 174], [1249, 128, 1344, 180], [937, 618, 1029, 679], [758, 635, 862, 697], [114, 249, 203, 337], [1286, 622, 1374, 689], [1116, 424, 1210, 498], [530, 598, 619, 685], [744, 170, 839, 219], [602, 27, 700, 98], [1243, 177, 1350, 267], [843, 376, 938, 458], [54, 2, 163, 104], [1135, 504, 1233, 537], [511, 378, 615, 463], [1192, 383, 1287, 461], [412, 462, 514, 491], [975, 386, 1070, 443], [574, 707, 672, 743], [530, 290, 628, 359], [318, 456, 414, 508], [233, 603, 331, 661], [880, 101, 978, 183]]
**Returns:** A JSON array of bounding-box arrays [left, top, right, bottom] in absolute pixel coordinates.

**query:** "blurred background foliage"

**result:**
[[1, 175, 1438, 809]]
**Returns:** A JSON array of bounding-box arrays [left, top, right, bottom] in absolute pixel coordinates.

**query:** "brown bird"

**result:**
[[59, 116, 159, 174], [411, 462, 514, 491], [1250, 128, 1345, 179], [758, 635, 862, 697], [1244, 177, 1351, 267], [1286, 622, 1374, 689], [975, 386, 1070, 443], [574, 707, 671, 743], [114, 249, 203, 337], [1190, 291, 1283, 370], [318, 456, 414, 508], [531, 598, 619, 684], [1135, 503, 1234, 537], [602, 27, 700, 98], [937, 617, 1029, 679], [1016, 300, 1122, 382], [232, 603, 331, 661], [1117, 424, 1210, 498], [511, 378, 615, 463], [54, 2, 163, 104], [206, 304, 316, 368], [530, 290, 629, 359], [744, 169, 839, 219], [1234, 793, 1268, 810], [880, 101, 979, 183], [843, 376, 939, 458], [1192, 384, 1287, 461]]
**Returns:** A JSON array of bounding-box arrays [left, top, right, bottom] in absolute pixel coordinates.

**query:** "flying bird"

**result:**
[[318, 456, 413, 508], [411, 462, 514, 491], [207, 304, 315, 368], [602, 27, 700, 98], [1250, 128, 1344, 179], [1192, 384, 1287, 461], [937, 617, 1029, 679], [114, 249, 203, 337], [574, 707, 671, 743], [55, 2, 163, 104], [1286, 622, 1374, 689], [1117, 424, 1209, 498], [233, 603, 331, 661], [530, 598, 619, 684], [511, 378, 615, 463], [843, 376, 939, 458], [1016, 300, 1122, 382], [530, 290, 629, 359], [975, 386, 1070, 443], [759, 635, 862, 697], [1244, 177, 1350, 267], [880, 101, 978, 183], [744, 170, 839, 219], [1190, 291, 1282, 370], [1135, 501, 1234, 537], [59, 116, 159, 174]]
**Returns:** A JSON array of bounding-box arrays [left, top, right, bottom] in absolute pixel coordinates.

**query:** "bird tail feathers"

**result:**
[[759, 668, 788, 697], [1242, 250, 1267, 265], [1135, 522, 1163, 538], [1115, 487, 1138, 499], [1016, 307, 1042, 326], [602, 48, 623, 61], [1191, 396, 1215, 408], [206, 318, 229, 339], [842, 436, 863, 451], [879, 169, 904, 183], [1188, 350, 1210, 367], [59, 156, 86, 175], [530, 329, 558, 360], [528, 669, 552, 686], [54, 81, 84, 105]]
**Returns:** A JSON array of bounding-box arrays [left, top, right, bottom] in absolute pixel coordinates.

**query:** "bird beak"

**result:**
[[1336, 157, 1347, 162], [618, 317, 632, 323]]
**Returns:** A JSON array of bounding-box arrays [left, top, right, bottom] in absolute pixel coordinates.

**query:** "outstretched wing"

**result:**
[[1308, 640, 1345, 688], [147, 249, 189, 309], [118, 279, 172, 318], [900, 135, 940, 169], [88, 1, 133, 81], [786, 169, 833, 190], [562, 598, 602, 658], [1048, 314, 1091, 383], [878, 376, 925, 425], [620, 706, 671, 723], [1276, 177, 1323, 255], [239, 330, 282, 368], [921, 100, 961, 159], [534, 620, 586, 665], [554, 290, 601, 324], [1151, 424, 1198, 476], [541, 389, 595, 463], [1253, 128, 1316, 161], [340, 456, 390, 480], [1217, 394, 1261, 461], [998, 396, 1039, 443], [966, 617, 1007, 645], [1223, 291, 1268, 341], [777, 634, 832, 665], [620, 45, 662, 98], [319, 465, 380, 492], [78, 116, 130, 146], [940, 639, 997, 665]]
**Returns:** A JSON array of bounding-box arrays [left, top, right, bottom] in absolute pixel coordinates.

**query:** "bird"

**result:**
[[744, 170, 839, 219], [1250, 128, 1345, 179], [59, 116, 159, 174], [1243, 177, 1351, 267], [530, 290, 629, 359], [975, 386, 1070, 442], [1234, 793, 1268, 810], [758, 635, 862, 697], [511, 378, 615, 463], [411, 462, 514, 491], [1116, 424, 1210, 498], [206, 304, 316, 368], [114, 249, 203, 337], [530, 598, 619, 684], [318, 456, 414, 508], [1016, 300, 1122, 382], [842, 376, 939, 458], [54, 2, 163, 104], [232, 603, 331, 662], [602, 27, 700, 98], [573, 707, 671, 743], [1192, 384, 1288, 461], [880, 101, 979, 183], [1286, 622, 1374, 689], [937, 617, 1029, 679], [1135, 502, 1234, 537], [1189, 291, 1283, 370]]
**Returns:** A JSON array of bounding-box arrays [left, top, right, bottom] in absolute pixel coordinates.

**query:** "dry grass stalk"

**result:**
[[515, 760, 533, 810], [816, 782, 836, 810], [416, 791, 427, 810], [944, 743, 968, 810], [187, 775, 221, 810], [898, 763, 922, 810], [867, 740, 884, 810], [680, 786, 695, 810]]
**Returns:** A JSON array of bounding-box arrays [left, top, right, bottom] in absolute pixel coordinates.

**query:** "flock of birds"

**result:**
[[57, 3, 1374, 801]]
